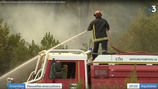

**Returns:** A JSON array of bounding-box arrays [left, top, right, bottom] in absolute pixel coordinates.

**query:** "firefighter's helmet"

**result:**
[[94, 10, 102, 17]]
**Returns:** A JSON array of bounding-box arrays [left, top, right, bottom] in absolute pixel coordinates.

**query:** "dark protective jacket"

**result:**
[[88, 17, 110, 42]]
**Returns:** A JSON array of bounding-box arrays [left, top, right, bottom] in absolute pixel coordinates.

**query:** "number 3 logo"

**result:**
[[152, 5, 156, 12]]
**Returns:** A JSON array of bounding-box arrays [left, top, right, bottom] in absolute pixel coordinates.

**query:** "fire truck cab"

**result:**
[[26, 49, 89, 89]]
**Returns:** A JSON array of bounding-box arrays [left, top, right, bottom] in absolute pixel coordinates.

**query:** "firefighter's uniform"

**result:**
[[88, 14, 110, 60]]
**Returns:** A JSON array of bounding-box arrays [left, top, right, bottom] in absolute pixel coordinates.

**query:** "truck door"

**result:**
[[44, 60, 80, 89]]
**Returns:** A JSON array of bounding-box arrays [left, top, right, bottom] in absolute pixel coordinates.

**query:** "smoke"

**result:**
[[0, 1, 147, 49], [0, 3, 86, 48]]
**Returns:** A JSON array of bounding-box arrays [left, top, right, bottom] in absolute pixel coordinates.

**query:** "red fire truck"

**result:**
[[24, 49, 158, 89]]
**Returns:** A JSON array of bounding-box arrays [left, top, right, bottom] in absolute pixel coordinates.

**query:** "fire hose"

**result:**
[[106, 29, 149, 54], [106, 29, 125, 53], [45, 28, 148, 55]]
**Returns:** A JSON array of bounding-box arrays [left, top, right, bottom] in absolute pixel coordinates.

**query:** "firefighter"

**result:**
[[87, 10, 110, 61]]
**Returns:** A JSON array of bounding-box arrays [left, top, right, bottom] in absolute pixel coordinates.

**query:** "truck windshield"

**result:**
[[49, 62, 76, 79]]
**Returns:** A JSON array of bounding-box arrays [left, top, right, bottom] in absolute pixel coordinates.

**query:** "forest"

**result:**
[[0, 18, 67, 76]]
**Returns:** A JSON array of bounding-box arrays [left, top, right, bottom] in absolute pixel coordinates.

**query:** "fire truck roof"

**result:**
[[48, 53, 85, 60]]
